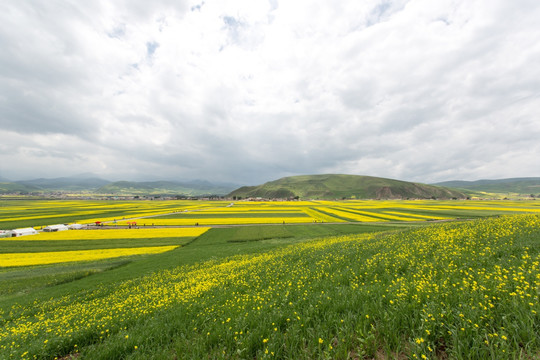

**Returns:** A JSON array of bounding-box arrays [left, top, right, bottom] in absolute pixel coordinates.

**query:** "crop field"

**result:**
[[0, 245, 179, 267], [0, 200, 220, 230], [1, 199, 540, 359], [2, 199, 540, 229]]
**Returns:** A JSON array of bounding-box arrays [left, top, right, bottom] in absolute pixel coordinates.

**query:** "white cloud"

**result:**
[[1, 0, 540, 183]]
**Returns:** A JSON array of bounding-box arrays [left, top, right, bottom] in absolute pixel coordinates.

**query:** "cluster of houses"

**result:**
[[0, 223, 82, 238]]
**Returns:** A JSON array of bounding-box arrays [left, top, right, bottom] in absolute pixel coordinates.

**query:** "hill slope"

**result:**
[[434, 177, 540, 196], [0, 182, 41, 194], [229, 174, 467, 200]]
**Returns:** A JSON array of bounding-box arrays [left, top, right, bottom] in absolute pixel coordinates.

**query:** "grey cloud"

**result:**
[[0, 85, 93, 135], [1, 0, 540, 184]]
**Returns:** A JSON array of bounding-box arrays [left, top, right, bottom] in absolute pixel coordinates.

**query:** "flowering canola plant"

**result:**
[[5, 227, 210, 241], [1, 214, 540, 359], [115, 217, 313, 226], [0, 246, 179, 267]]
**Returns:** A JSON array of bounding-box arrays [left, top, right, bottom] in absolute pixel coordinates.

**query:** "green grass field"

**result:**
[[1, 200, 540, 359]]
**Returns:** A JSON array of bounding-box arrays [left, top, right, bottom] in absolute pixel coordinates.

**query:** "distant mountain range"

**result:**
[[434, 177, 540, 196], [97, 180, 237, 196], [0, 176, 238, 196], [16, 177, 110, 191], [228, 174, 468, 200], [1, 174, 539, 198]]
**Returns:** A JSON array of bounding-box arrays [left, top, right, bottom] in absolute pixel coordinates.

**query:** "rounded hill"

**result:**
[[228, 174, 468, 200]]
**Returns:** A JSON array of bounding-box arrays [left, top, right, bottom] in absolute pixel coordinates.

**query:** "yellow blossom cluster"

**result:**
[[7, 227, 210, 241], [1, 212, 540, 358], [0, 246, 178, 267]]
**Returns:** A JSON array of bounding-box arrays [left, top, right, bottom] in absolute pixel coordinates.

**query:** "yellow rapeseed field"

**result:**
[[115, 217, 314, 226], [3, 227, 210, 241], [0, 246, 178, 267], [0, 214, 539, 358]]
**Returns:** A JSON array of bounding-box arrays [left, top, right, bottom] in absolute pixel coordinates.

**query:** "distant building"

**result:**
[[11, 227, 39, 237], [43, 224, 69, 232], [68, 224, 83, 230]]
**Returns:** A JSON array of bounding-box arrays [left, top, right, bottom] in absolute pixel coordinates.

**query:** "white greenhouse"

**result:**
[[43, 224, 69, 232], [11, 228, 39, 237]]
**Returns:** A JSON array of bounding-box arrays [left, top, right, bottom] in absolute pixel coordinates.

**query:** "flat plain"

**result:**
[[1, 199, 539, 359]]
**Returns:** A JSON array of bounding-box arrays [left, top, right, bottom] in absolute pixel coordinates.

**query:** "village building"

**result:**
[[43, 224, 69, 232], [11, 227, 39, 237]]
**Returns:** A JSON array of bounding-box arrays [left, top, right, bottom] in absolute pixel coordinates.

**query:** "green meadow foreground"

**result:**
[[0, 200, 539, 359]]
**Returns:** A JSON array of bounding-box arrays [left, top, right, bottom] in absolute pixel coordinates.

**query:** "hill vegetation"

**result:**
[[0, 182, 41, 194], [17, 177, 110, 191], [435, 177, 540, 196], [0, 177, 236, 196], [229, 174, 468, 200]]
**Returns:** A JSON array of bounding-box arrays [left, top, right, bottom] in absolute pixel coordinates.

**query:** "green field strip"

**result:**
[[380, 207, 458, 218], [380, 211, 449, 220], [333, 207, 406, 221], [375, 206, 510, 219], [314, 207, 358, 221], [0, 259, 131, 298], [305, 207, 349, 222], [326, 207, 390, 221], [303, 207, 344, 222]]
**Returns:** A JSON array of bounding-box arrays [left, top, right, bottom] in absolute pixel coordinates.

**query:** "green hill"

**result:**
[[0, 182, 41, 194], [434, 177, 540, 196], [228, 174, 467, 200]]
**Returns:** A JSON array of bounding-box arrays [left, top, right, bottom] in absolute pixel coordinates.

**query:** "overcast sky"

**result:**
[[1, 0, 539, 185]]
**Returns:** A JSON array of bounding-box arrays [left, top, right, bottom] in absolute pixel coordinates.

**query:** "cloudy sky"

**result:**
[[1, 0, 539, 185]]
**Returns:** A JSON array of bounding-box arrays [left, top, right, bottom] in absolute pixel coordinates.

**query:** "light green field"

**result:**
[[1, 200, 539, 359]]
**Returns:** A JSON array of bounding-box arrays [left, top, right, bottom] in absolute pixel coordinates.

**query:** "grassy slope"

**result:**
[[1, 216, 539, 359], [0, 182, 41, 194], [229, 174, 467, 200], [0, 223, 400, 311]]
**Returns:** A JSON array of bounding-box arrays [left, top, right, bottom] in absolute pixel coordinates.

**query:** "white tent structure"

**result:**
[[11, 228, 39, 237], [43, 224, 69, 232], [68, 224, 83, 230]]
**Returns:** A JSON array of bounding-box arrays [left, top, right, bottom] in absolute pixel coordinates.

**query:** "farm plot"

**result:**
[[0, 246, 179, 267], [0, 227, 209, 258], [0, 200, 218, 230], [0, 214, 538, 359]]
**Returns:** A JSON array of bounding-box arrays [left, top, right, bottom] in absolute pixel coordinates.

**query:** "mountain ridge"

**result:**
[[0, 177, 239, 196], [434, 177, 540, 195], [228, 174, 468, 200]]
